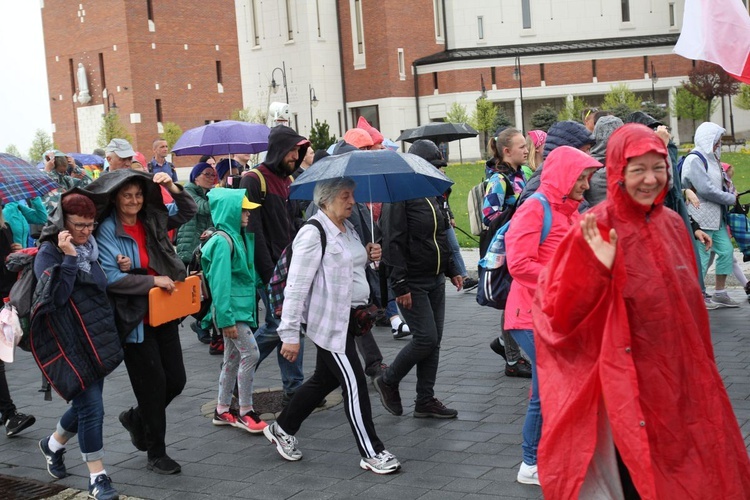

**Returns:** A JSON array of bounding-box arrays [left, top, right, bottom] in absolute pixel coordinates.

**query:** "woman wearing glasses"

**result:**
[[34, 193, 124, 500], [176, 162, 218, 343]]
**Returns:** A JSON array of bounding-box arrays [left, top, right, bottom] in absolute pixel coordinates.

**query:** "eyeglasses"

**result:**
[[201, 170, 217, 178], [67, 221, 98, 231]]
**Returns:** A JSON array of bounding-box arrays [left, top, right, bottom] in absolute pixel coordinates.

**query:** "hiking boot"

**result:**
[[234, 410, 267, 434], [88, 474, 119, 500], [119, 408, 147, 451], [373, 376, 403, 416], [489, 337, 507, 361], [517, 462, 540, 486], [209, 336, 224, 355], [505, 359, 532, 378], [39, 436, 67, 479], [462, 277, 478, 292], [711, 293, 741, 308], [147, 455, 181, 475], [5, 411, 35, 437], [212, 409, 238, 426], [413, 398, 458, 419], [360, 450, 401, 474], [263, 422, 302, 461], [190, 321, 211, 344]]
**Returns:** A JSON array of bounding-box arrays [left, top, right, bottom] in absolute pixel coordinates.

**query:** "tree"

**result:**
[[640, 100, 668, 122], [609, 103, 637, 121], [602, 84, 641, 115], [161, 122, 183, 151], [444, 102, 470, 124], [734, 83, 750, 110], [231, 106, 268, 124], [28, 129, 54, 163], [4, 144, 22, 159], [493, 107, 513, 131], [670, 86, 716, 140], [470, 98, 499, 157], [557, 96, 589, 122], [97, 111, 132, 148], [308, 120, 337, 151], [684, 61, 740, 122], [530, 105, 557, 131]]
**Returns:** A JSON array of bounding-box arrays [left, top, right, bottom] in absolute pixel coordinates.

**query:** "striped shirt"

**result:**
[[277, 211, 367, 354]]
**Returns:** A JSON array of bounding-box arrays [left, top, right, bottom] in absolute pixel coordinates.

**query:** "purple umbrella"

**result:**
[[171, 121, 271, 156], [0, 153, 59, 205]]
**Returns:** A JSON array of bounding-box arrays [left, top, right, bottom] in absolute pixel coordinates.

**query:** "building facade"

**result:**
[[42, 0, 243, 161]]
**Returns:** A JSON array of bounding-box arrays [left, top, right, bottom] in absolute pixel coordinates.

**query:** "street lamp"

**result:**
[[650, 61, 658, 102], [513, 56, 525, 132], [105, 91, 117, 113], [309, 84, 319, 130], [270, 62, 289, 104]]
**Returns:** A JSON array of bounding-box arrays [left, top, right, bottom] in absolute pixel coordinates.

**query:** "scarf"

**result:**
[[74, 236, 99, 273]]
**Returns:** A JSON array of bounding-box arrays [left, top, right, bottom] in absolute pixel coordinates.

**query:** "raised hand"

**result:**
[[580, 213, 618, 270]]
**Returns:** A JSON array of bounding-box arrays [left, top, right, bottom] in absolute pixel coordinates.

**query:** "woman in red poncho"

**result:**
[[533, 124, 750, 499]]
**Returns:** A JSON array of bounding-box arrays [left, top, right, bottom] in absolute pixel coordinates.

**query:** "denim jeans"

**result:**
[[445, 226, 467, 277], [508, 328, 541, 465], [57, 379, 105, 462], [255, 287, 304, 394], [383, 274, 445, 405], [385, 299, 399, 319]]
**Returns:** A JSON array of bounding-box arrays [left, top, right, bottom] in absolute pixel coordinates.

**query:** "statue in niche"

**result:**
[[77, 62, 91, 105]]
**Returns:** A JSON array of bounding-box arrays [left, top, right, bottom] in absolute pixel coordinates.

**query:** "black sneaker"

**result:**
[[373, 376, 403, 416], [147, 455, 181, 475], [38, 436, 67, 479], [5, 411, 35, 437], [413, 398, 458, 419], [462, 277, 478, 292], [119, 408, 147, 451], [88, 473, 119, 500], [505, 358, 532, 378], [489, 338, 507, 362], [190, 321, 211, 344]]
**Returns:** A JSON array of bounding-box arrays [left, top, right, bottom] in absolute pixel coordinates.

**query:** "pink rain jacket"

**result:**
[[533, 124, 750, 499], [504, 146, 602, 331]]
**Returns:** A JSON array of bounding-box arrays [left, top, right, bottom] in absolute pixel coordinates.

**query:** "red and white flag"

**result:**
[[674, 0, 750, 83]]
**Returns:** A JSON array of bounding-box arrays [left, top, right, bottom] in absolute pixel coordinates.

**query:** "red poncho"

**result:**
[[533, 124, 750, 499]]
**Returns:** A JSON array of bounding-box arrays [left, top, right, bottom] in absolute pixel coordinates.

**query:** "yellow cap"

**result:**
[[242, 197, 260, 210]]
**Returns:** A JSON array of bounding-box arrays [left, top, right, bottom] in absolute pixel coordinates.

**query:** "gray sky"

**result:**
[[0, 1, 51, 157]]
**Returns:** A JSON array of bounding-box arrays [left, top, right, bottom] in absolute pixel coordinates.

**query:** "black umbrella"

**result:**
[[397, 122, 478, 144]]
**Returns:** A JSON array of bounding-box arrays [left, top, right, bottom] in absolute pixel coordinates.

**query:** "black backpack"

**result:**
[[186, 228, 233, 320]]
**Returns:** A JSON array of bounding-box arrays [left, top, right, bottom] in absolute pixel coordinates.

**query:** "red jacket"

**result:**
[[533, 125, 750, 499], [504, 146, 601, 331]]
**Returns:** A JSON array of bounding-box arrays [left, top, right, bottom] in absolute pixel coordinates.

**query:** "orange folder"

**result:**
[[148, 275, 202, 326]]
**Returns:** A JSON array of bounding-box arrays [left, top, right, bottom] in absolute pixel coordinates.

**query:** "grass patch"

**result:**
[[445, 152, 750, 248]]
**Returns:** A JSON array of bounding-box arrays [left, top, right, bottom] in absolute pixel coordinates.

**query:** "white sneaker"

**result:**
[[711, 293, 741, 308], [360, 450, 401, 474], [517, 462, 540, 486], [263, 422, 302, 461]]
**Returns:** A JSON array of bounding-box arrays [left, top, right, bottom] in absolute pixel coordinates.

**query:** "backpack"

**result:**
[[477, 174, 516, 258], [677, 151, 708, 190], [267, 219, 326, 319], [476, 193, 552, 310], [5, 247, 39, 351], [243, 168, 268, 202], [467, 179, 488, 236], [186, 229, 233, 320]]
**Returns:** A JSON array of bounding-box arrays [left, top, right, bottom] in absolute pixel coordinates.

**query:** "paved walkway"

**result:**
[[2, 284, 749, 500]]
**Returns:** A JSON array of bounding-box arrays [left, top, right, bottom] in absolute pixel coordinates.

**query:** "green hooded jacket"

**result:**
[[201, 188, 260, 329]]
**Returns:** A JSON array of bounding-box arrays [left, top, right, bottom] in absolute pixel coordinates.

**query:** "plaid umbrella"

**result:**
[[0, 153, 59, 205]]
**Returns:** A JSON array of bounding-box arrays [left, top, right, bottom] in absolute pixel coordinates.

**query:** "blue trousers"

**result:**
[[508, 328, 541, 466], [57, 379, 105, 462]]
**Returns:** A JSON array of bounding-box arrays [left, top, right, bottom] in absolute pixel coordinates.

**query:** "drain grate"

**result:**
[[0, 474, 67, 499]]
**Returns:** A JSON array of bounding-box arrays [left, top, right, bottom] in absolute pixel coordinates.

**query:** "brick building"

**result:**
[[42, 0, 242, 162], [238, 0, 750, 160]]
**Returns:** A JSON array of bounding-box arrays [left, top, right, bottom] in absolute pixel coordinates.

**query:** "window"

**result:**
[[285, 0, 293, 41], [669, 3, 675, 27], [522, 0, 531, 29], [539, 63, 545, 83], [433, 72, 439, 92], [251, 0, 260, 46], [354, 0, 364, 54], [621, 0, 630, 22], [643, 56, 648, 74], [98, 53, 106, 90], [397, 48, 406, 80], [146, 0, 155, 31], [491, 67, 496, 87], [68, 59, 76, 95], [592, 60, 597, 79], [477, 16, 484, 40], [352, 105, 379, 131], [433, 0, 444, 41], [155, 99, 163, 123], [216, 61, 223, 84]]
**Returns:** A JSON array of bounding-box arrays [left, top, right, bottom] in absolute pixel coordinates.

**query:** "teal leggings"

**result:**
[[699, 223, 734, 277]]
